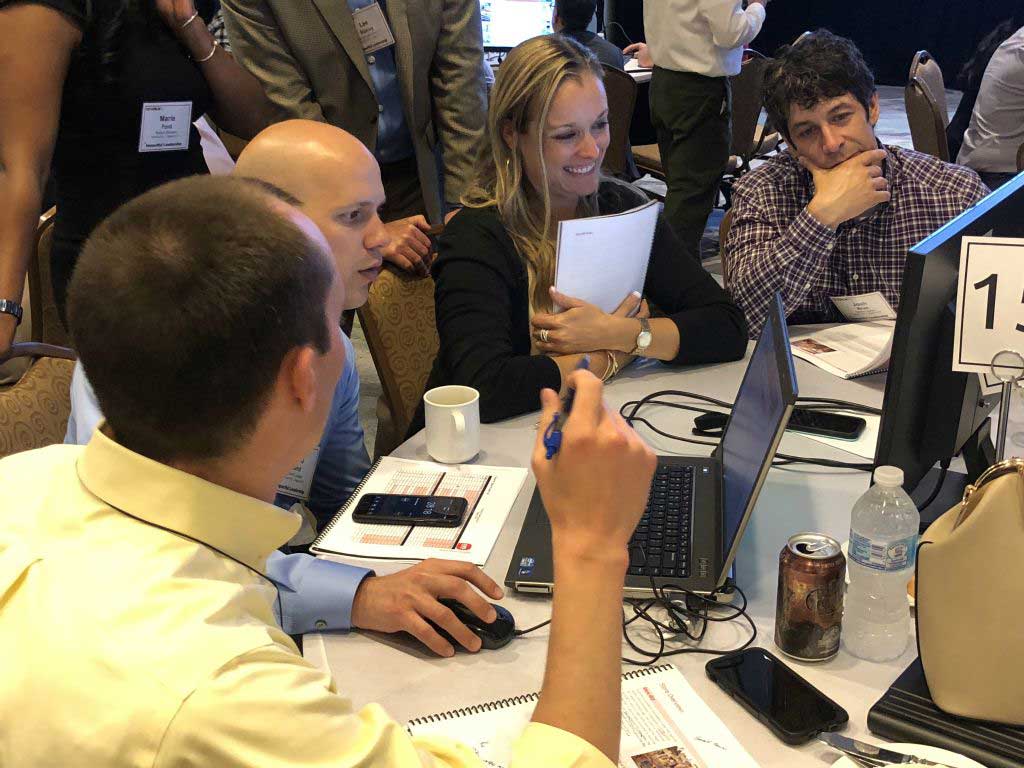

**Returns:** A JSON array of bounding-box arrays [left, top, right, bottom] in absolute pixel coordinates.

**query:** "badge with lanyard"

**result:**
[[352, 2, 396, 54]]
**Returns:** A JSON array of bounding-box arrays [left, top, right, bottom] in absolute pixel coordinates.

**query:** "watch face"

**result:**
[[638, 330, 653, 348]]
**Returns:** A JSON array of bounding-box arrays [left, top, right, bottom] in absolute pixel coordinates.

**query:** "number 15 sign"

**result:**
[[953, 237, 1024, 375]]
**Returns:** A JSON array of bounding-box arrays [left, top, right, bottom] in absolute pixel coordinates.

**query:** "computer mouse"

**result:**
[[427, 598, 516, 651]]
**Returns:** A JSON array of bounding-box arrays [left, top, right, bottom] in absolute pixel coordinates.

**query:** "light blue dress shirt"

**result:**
[[64, 333, 374, 635], [345, 0, 415, 163]]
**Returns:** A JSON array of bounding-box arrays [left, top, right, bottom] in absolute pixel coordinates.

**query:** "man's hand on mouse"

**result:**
[[350, 558, 504, 657]]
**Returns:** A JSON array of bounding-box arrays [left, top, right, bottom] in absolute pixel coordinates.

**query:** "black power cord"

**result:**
[[620, 389, 878, 472], [915, 458, 952, 525], [512, 547, 759, 665]]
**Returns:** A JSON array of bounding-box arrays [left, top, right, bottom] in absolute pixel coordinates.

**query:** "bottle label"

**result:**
[[849, 532, 917, 571]]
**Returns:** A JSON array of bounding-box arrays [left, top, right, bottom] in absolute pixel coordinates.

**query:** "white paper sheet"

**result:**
[[554, 199, 660, 314], [310, 457, 528, 565]]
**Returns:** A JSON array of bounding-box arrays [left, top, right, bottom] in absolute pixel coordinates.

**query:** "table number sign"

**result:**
[[952, 237, 1024, 375]]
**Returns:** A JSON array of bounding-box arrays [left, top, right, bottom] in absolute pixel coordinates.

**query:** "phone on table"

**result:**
[[705, 647, 849, 745], [352, 494, 468, 527], [787, 408, 866, 440]]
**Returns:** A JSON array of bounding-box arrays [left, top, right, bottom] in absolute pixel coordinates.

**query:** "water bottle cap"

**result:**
[[873, 465, 904, 487]]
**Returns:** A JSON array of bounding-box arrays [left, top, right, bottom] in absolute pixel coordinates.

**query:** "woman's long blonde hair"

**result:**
[[462, 35, 605, 312]]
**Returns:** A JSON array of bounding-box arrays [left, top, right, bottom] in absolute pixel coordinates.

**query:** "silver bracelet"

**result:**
[[180, 11, 199, 28], [194, 40, 218, 62]]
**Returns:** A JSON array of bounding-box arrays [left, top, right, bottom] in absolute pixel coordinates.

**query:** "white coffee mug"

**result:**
[[424, 385, 480, 464]]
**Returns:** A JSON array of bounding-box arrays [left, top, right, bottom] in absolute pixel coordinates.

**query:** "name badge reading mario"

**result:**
[[352, 2, 396, 54], [138, 102, 192, 153], [277, 445, 321, 502]]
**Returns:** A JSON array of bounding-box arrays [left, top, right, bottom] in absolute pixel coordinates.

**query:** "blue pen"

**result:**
[[543, 355, 590, 459]]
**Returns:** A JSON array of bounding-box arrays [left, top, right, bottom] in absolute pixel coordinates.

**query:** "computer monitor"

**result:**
[[876, 172, 1024, 493], [480, 0, 554, 51]]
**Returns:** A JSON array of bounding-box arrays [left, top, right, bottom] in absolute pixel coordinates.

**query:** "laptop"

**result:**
[[505, 293, 798, 597]]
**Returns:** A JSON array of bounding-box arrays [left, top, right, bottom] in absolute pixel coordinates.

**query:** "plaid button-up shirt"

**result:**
[[726, 144, 989, 337]]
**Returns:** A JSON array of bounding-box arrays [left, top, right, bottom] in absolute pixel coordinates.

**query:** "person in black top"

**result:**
[[421, 35, 746, 425], [553, 0, 624, 69], [0, 0, 273, 352]]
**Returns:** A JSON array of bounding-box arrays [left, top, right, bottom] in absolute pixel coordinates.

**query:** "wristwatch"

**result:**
[[0, 299, 23, 326], [631, 317, 652, 355]]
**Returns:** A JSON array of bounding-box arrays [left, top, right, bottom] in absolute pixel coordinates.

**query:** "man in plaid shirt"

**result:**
[[726, 30, 989, 337]]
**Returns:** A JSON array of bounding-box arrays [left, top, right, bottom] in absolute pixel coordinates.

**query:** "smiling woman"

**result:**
[[414, 35, 748, 427]]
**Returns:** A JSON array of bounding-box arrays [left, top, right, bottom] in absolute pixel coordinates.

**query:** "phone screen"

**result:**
[[352, 494, 468, 527], [706, 648, 848, 743]]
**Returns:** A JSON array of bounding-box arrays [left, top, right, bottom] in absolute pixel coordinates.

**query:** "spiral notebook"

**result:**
[[789, 320, 894, 379], [310, 456, 528, 565], [407, 664, 759, 768], [553, 199, 660, 314]]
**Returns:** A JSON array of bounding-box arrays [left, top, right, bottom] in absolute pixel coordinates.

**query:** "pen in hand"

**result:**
[[543, 356, 590, 460]]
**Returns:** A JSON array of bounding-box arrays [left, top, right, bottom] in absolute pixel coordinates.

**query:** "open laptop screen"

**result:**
[[719, 294, 798, 574]]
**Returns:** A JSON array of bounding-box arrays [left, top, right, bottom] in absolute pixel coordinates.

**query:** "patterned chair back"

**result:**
[[0, 349, 75, 458], [357, 267, 438, 453]]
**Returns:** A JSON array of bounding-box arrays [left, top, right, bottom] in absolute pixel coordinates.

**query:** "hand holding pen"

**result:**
[[543, 356, 590, 459], [531, 368, 657, 555]]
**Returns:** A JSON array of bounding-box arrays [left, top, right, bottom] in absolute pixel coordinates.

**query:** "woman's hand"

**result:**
[[532, 288, 647, 355], [154, 0, 196, 29], [155, 0, 215, 59]]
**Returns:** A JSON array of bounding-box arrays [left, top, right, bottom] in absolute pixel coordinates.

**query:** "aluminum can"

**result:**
[[774, 532, 846, 661]]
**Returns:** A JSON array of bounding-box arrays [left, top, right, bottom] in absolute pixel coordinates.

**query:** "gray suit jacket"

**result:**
[[221, 0, 487, 223]]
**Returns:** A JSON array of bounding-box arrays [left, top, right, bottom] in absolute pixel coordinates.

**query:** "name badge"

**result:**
[[830, 291, 897, 322], [277, 445, 321, 501], [138, 101, 192, 153], [352, 2, 396, 54]]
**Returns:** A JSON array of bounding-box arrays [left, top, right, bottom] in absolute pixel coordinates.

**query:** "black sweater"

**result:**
[[420, 182, 748, 426]]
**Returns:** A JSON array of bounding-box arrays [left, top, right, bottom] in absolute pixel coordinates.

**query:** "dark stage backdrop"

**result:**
[[605, 0, 1021, 87]]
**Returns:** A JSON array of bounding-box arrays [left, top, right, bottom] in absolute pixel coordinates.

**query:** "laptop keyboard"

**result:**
[[627, 464, 693, 579]]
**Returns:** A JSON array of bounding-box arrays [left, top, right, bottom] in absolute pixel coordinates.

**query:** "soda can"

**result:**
[[774, 533, 846, 661]]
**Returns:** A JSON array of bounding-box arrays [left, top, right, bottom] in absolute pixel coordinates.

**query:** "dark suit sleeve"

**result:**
[[433, 212, 561, 423], [644, 215, 748, 364], [430, 0, 487, 206]]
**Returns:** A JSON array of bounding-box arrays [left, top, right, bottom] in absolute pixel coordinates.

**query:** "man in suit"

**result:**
[[221, 0, 487, 274]]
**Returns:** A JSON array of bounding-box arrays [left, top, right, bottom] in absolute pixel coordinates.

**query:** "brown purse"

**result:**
[[915, 458, 1024, 726]]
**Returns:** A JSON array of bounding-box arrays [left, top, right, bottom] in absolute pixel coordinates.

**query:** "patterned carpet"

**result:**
[[351, 84, 962, 456]]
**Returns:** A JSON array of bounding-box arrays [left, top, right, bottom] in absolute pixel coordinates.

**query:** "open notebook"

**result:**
[[789, 320, 894, 379], [408, 664, 758, 768]]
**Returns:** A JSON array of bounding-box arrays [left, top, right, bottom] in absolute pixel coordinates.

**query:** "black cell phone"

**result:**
[[351, 494, 468, 527], [786, 408, 866, 440], [705, 647, 849, 745]]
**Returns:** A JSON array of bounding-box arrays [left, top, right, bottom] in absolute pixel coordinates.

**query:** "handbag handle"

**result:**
[[956, 457, 1024, 528]]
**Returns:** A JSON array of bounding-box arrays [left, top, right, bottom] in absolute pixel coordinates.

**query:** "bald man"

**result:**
[[63, 121, 504, 657]]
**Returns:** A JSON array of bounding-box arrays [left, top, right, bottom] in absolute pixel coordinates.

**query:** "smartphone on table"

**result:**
[[705, 647, 849, 745], [787, 408, 866, 440], [352, 494, 468, 527]]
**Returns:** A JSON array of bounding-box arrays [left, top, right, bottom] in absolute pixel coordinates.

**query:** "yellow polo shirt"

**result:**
[[0, 430, 611, 768]]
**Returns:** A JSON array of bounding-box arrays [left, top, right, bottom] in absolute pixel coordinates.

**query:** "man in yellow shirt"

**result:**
[[0, 175, 656, 766]]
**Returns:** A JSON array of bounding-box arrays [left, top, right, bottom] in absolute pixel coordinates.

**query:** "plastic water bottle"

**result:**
[[843, 465, 919, 661]]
